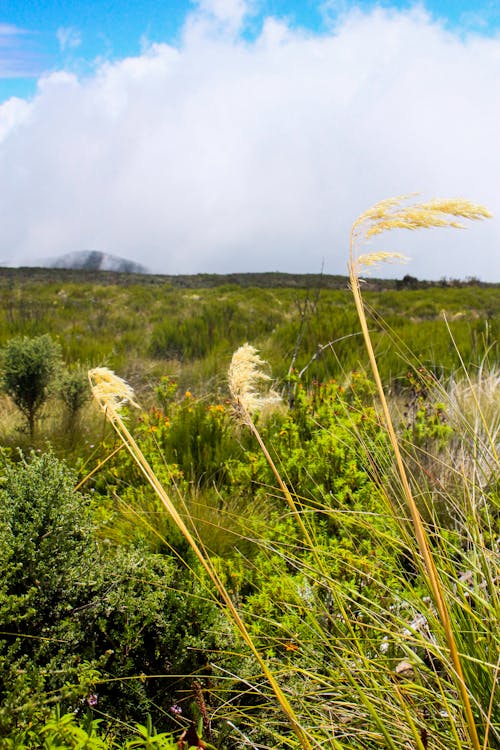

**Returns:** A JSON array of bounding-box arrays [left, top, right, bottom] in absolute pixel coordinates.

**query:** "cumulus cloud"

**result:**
[[0, 4, 499, 279]]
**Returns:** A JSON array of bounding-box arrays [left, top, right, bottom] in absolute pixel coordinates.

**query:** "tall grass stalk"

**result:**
[[88, 367, 317, 750], [228, 343, 320, 556], [348, 195, 492, 750], [227, 344, 376, 691], [441, 312, 498, 464]]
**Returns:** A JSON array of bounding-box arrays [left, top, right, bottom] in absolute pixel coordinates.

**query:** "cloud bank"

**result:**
[[0, 3, 499, 279]]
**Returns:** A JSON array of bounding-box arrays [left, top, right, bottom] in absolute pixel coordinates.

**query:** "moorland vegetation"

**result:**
[[0, 197, 498, 749]]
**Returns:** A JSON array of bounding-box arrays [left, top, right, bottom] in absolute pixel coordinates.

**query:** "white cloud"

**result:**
[[0, 23, 26, 37], [195, 0, 254, 25], [0, 95, 32, 140], [0, 5, 498, 280], [0, 23, 41, 78], [56, 26, 82, 53]]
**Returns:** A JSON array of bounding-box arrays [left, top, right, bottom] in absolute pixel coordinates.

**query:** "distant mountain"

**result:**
[[42, 250, 149, 274]]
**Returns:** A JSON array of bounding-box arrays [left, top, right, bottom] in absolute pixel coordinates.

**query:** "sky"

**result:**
[[0, 0, 499, 280]]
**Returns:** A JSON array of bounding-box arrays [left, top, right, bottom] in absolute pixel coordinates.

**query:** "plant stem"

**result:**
[[348, 229, 481, 750]]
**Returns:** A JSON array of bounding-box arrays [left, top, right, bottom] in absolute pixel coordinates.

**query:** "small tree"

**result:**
[[57, 366, 90, 432], [1, 334, 62, 437]]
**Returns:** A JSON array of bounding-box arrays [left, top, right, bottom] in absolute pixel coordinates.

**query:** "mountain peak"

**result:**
[[43, 250, 149, 274]]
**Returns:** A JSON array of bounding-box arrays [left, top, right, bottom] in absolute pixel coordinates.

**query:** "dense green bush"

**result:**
[[0, 452, 231, 739]]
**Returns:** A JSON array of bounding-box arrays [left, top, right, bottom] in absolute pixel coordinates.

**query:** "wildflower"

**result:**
[[87, 694, 98, 707], [170, 703, 182, 715], [208, 403, 225, 413]]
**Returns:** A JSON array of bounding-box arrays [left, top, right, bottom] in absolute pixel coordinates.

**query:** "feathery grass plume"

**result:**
[[356, 251, 409, 270], [88, 367, 139, 420], [88, 365, 315, 750], [352, 194, 492, 244], [228, 343, 281, 425], [348, 195, 492, 750], [228, 343, 291, 482], [228, 344, 334, 594]]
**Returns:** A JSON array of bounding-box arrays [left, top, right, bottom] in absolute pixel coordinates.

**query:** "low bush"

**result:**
[[0, 452, 232, 740]]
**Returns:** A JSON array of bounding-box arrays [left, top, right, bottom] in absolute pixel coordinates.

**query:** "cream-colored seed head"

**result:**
[[88, 367, 139, 419], [357, 251, 409, 269], [350, 195, 491, 273], [228, 343, 281, 421], [353, 195, 491, 243]]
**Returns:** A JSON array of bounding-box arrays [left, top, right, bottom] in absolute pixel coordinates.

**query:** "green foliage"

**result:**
[[96, 374, 388, 559], [150, 385, 238, 487], [0, 269, 499, 749], [1, 334, 62, 436], [57, 366, 90, 426], [5, 710, 194, 749], [0, 271, 496, 393], [7, 710, 109, 749], [149, 298, 279, 361], [401, 368, 454, 448], [0, 452, 231, 739]]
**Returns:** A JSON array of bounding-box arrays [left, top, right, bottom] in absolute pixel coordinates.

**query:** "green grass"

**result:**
[[84, 354, 499, 749], [0, 270, 497, 395], [0, 249, 499, 748]]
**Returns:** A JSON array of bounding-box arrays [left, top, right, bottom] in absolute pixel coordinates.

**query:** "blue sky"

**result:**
[[0, 1, 499, 279], [2, 1, 499, 101]]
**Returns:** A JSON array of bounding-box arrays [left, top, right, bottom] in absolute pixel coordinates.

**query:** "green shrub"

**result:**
[[5, 709, 196, 748], [0, 451, 230, 738], [1, 334, 62, 436], [57, 366, 90, 430]]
